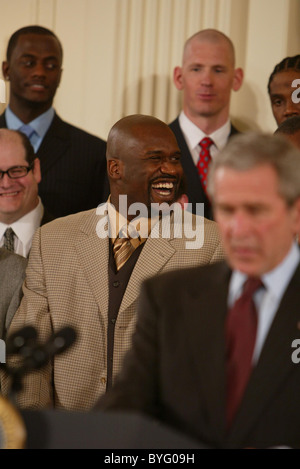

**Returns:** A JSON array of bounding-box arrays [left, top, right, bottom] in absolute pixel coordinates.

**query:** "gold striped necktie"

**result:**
[[113, 224, 142, 271], [113, 235, 136, 271]]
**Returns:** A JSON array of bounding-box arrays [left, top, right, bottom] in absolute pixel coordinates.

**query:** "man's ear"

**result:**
[[2, 61, 9, 80], [292, 197, 300, 238], [32, 158, 42, 184], [173, 66, 184, 91], [232, 67, 244, 92], [108, 159, 122, 179]]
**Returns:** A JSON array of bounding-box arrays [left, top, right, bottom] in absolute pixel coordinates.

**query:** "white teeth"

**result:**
[[152, 182, 174, 189], [0, 192, 18, 197]]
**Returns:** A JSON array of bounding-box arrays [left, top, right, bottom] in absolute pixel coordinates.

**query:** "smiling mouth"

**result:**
[[151, 181, 176, 197], [0, 191, 20, 197], [27, 83, 47, 91]]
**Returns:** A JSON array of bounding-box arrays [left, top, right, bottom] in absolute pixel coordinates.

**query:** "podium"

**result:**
[[20, 409, 205, 449]]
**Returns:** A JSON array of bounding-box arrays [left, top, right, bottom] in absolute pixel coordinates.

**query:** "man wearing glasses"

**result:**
[[0, 128, 53, 258]]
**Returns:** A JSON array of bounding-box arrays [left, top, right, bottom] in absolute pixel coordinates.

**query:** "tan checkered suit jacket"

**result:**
[[2, 207, 224, 411]]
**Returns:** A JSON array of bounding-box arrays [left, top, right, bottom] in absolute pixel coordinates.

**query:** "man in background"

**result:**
[[275, 115, 300, 244], [1, 25, 108, 218], [98, 133, 300, 449], [268, 55, 300, 126], [0, 129, 52, 258], [169, 29, 243, 219]]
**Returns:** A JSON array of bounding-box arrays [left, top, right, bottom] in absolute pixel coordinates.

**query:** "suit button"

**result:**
[[113, 281, 120, 287], [101, 377, 107, 385]]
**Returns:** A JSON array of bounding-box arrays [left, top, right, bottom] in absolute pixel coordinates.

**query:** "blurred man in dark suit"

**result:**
[[98, 133, 300, 449], [169, 29, 243, 219], [1, 25, 108, 218], [0, 129, 53, 257]]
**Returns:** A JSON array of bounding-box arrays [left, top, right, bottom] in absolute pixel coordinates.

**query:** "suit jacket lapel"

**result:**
[[74, 209, 109, 319], [37, 113, 70, 175], [118, 234, 176, 314], [227, 264, 300, 446], [170, 118, 208, 205]]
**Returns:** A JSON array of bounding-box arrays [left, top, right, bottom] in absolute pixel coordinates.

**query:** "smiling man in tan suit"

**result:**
[[2, 115, 224, 411]]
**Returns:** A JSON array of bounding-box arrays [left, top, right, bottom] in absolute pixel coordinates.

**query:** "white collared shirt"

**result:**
[[178, 111, 231, 166], [228, 242, 300, 364], [0, 198, 44, 257], [107, 199, 159, 242]]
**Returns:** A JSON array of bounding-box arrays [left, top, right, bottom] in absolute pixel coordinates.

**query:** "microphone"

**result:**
[[18, 326, 77, 372], [5, 326, 77, 398], [6, 326, 38, 355]]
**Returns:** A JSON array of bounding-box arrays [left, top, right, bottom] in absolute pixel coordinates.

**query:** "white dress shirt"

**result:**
[[107, 198, 159, 243], [228, 242, 300, 364], [178, 111, 232, 165], [0, 198, 44, 257]]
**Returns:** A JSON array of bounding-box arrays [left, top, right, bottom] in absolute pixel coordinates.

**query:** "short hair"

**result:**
[[268, 55, 300, 94], [275, 116, 300, 136], [0, 129, 36, 165], [6, 25, 63, 61], [207, 132, 300, 206]]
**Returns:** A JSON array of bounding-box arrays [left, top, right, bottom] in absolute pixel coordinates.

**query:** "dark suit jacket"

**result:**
[[98, 261, 300, 449], [0, 112, 109, 218], [169, 117, 239, 219]]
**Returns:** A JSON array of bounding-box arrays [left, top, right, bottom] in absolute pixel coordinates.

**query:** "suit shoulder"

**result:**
[[189, 213, 221, 237], [55, 114, 106, 147], [145, 260, 227, 293], [41, 208, 96, 231], [169, 117, 180, 130]]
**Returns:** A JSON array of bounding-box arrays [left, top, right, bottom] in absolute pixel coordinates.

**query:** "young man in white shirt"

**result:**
[[169, 29, 243, 218]]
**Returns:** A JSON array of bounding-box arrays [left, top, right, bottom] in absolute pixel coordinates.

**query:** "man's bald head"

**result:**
[[0, 129, 35, 165], [183, 29, 235, 67], [106, 114, 183, 212], [107, 114, 177, 162]]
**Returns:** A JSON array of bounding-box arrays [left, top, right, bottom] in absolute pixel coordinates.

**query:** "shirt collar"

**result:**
[[5, 106, 55, 140], [0, 198, 44, 247], [178, 111, 231, 152], [107, 197, 157, 243], [229, 242, 300, 304]]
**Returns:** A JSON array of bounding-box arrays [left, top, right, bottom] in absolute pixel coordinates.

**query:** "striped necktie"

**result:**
[[113, 225, 141, 271]]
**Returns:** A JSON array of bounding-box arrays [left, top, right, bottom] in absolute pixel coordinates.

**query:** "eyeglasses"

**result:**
[[0, 164, 34, 180]]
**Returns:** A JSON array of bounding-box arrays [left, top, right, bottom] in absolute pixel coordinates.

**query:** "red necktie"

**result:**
[[225, 277, 264, 427], [197, 137, 213, 196]]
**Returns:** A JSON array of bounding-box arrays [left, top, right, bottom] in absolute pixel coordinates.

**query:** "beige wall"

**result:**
[[0, 0, 299, 140]]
